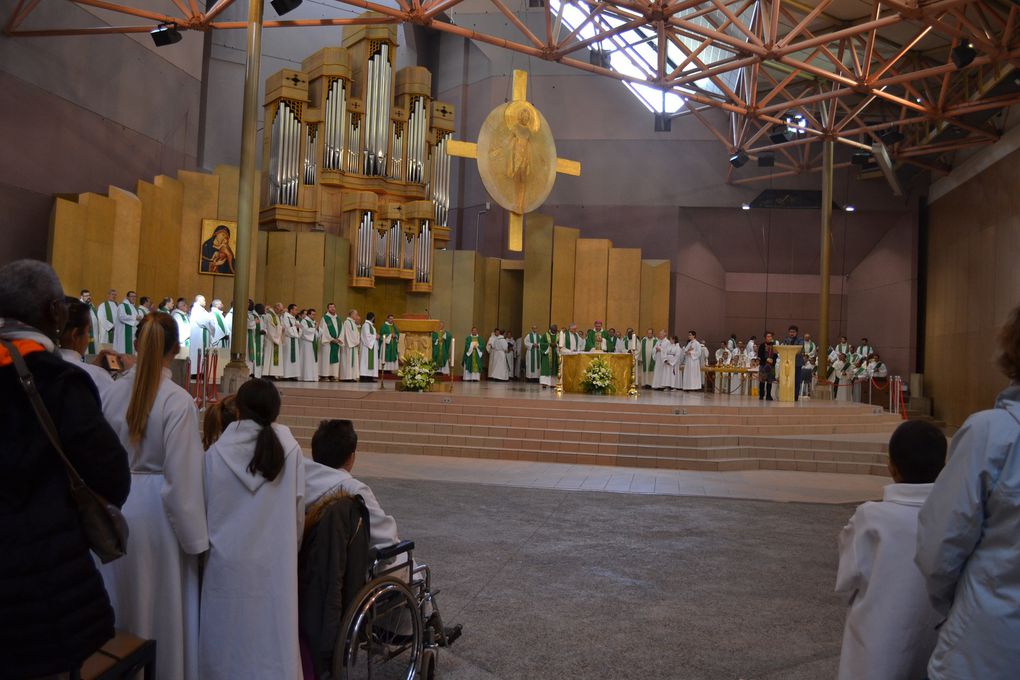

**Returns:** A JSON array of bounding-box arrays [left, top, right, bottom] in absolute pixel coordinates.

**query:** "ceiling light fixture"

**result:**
[[729, 151, 749, 168], [271, 0, 303, 16], [741, 203, 751, 210], [150, 23, 182, 47], [951, 42, 977, 69]]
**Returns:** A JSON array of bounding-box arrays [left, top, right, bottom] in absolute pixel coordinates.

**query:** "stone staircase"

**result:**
[[277, 389, 901, 476]]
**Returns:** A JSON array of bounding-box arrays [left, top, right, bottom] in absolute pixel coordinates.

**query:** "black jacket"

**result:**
[[299, 492, 371, 678], [0, 340, 131, 678]]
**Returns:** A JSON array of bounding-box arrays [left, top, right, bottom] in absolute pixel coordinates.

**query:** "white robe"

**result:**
[[85, 303, 100, 355], [200, 421, 304, 680], [638, 336, 656, 387], [339, 317, 360, 381], [172, 310, 191, 361], [681, 341, 703, 390], [281, 312, 301, 379], [188, 304, 215, 375], [210, 308, 230, 382], [113, 300, 142, 355], [360, 320, 379, 377], [651, 339, 674, 389], [667, 343, 684, 389], [100, 368, 209, 680], [487, 335, 510, 380], [317, 314, 341, 379], [298, 318, 319, 381], [58, 348, 114, 403], [261, 311, 283, 378], [836, 483, 940, 680], [524, 332, 541, 379], [246, 311, 261, 378], [96, 299, 117, 349]]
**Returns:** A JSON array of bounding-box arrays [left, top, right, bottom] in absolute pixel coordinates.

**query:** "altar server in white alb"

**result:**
[[299, 309, 319, 382], [523, 325, 541, 380], [200, 379, 305, 680], [188, 295, 215, 376], [96, 288, 118, 350], [261, 303, 284, 379], [487, 329, 510, 381], [317, 303, 342, 380], [339, 309, 361, 381], [651, 331, 674, 390], [281, 304, 301, 379], [835, 421, 946, 680], [114, 290, 143, 356], [360, 311, 379, 379], [100, 313, 209, 680]]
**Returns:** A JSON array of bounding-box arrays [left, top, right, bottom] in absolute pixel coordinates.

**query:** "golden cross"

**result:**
[[447, 70, 581, 252]]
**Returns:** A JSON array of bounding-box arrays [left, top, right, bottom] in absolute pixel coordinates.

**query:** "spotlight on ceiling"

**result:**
[[852, 151, 872, 167], [271, 0, 303, 15], [845, 205, 856, 213], [784, 113, 808, 135], [729, 151, 749, 168], [654, 112, 671, 132], [769, 124, 793, 144], [758, 152, 775, 168], [150, 23, 182, 47], [741, 203, 751, 210], [589, 48, 611, 69], [951, 42, 977, 69], [879, 129, 905, 146]]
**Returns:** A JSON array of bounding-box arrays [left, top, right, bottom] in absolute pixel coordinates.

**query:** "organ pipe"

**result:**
[[323, 79, 347, 171], [268, 101, 302, 206], [304, 125, 316, 185]]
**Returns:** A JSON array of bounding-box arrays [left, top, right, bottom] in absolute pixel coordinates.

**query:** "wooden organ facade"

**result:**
[[259, 23, 454, 294]]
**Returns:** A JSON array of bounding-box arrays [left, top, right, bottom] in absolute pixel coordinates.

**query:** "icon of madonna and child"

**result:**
[[199, 219, 237, 276]]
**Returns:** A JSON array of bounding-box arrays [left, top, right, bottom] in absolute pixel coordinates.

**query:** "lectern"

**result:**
[[775, 345, 802, 402]]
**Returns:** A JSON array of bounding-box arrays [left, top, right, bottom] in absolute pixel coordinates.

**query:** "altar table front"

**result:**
[[560, 352, 634, 394]]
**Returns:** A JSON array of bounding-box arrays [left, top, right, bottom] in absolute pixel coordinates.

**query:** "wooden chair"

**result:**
[[80, 631, 156, 680]]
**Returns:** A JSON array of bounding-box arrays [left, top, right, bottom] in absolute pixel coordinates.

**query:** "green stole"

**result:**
[[540, 331, 559, 375], [213, 310, 228, 347], [382, 322, 399, 361], [324, 315, 340, 364], [527, 332, 540, 367], [121, 302, 135, 354], [267, 310, 280, 364], [86, 302, 96, 354], [247, 313, 263, 363], [641, 337, 656, 370], [606, 336, 618, 352], [344, 319, 359, 368], [305, 318, 318, 361], [288, 316, 297, 363], [104, 301, 115, 342], [432, 331, 450, 367], [364, 322, 375, 370]]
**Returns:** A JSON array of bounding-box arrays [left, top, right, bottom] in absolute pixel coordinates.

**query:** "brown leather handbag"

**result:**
[[1, 339, 129, 563]]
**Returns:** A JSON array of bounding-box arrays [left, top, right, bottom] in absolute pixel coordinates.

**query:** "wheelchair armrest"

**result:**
[[371, 540, 415, 562]]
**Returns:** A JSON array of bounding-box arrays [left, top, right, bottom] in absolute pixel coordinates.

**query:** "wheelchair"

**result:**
[[334, 540, 462, 680]]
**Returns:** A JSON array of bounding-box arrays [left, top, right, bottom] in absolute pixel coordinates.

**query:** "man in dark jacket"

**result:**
[[757, 331, 778, 401], [782, 324, 807, 401], [0, 260, 131, 679]]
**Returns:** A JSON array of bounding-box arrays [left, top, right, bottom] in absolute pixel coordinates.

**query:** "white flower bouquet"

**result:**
[[397, 352, 437, 392], [581, 356, 616, 395]]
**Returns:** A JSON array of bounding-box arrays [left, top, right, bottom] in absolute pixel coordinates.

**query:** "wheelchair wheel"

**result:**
[[335, 576, 423, 680], [419, 648, 437, 680]]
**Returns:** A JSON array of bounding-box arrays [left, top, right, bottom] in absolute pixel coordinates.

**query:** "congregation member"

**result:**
[[59, 297, 116, 400], [339, 308, 361, 381], [318, 303, 342, 381], [100, 312, 209, 680], [487, 329, 510, 381], [835, 420, 946, 680], [915, 305, 1020, 680], [539, 324, 559, 388], [782, 325, 806, 401], [96, 288, 118, 350], [523, 325, 541, 380], [282, 304, 301, 380], [680, 331, 703, 391], [433, 321, 453, 375], [202, 394, 239, 450], [114, 290, 143, 356], [651, 331, 674, 390], [585, 321, 607, 351], [247, 300, 264, 378], [463, 326, 484, 381], [299, 308, 319, 382], [261, 302, 284, 379], [360, 311, 380, 380], [638, 328, 656, 387], [381, 314, 400, 373], [757, 331, 777, 401], [201, 379, 305, 680], [79, 288, 99, 354]]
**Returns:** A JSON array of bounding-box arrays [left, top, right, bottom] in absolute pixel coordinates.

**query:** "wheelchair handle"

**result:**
[[371, 540, 415, 561]]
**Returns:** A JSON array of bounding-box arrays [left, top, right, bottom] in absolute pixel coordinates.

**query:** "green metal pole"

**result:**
[[816, 138, 834, 395]]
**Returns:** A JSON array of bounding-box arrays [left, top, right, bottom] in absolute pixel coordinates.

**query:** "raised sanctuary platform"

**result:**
[[277, 383, 899, 476]]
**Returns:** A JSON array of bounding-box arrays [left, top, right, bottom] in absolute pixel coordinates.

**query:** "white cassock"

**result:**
[[96, 300, 117, 350], [681, 342, 704, 390], [189, 304, 214, 374], [340, 317, 360, 381], [298, 318, 318, 381], [360, 320, 379, 377], [200, 421, 304, 680], [114, 300, 142, 356], [261, 311, 283, 378], [59, 348, 115, 403], [667, 343, 684, 389], [100, 369, 209, 680], [210, 308, 230, 381], [638, 337, 656, 387], [246, 311, 261, 378], [172, 310, 191, 362], [832, 360, 851, 401], [317, 313, 341, 379], [835, 483, 940, 680], [281, 313, 301, 379], [651, 339, 674, 389], [523, 332, 541, 379], [488, 336, 510, 381]]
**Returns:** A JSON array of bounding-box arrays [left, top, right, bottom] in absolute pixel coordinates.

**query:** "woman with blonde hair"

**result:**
[[202, 394, 238, 449], [100, 311, 208, 680]]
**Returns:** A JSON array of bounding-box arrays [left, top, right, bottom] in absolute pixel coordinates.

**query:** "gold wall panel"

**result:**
[[49, 197, 85, 294], [572, 238, 611, 327], [136, 175, 183, 300], [451, 250, 481, 375], [294, 232, 327, 310], [640, 260, 671, 335], [607, 247, 641, 333], [107, 187, 141, 298], [178, 171, 220, 302], [522, 212, 554, 332], [472, 251, 486, 331], [498, 268, 524, 334], [253, 231, 268, 304], [429, 249, 454, 329], [81, 193, 117, 300], [481, 257, 501, 334], [550, 226, 579, 327], [215, 165, 240, 221], [264, 231, 297, 306]]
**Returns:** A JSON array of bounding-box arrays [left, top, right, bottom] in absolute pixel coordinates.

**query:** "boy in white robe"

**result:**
[[360, 312, 379, 379], [281, 304, 301, 380], [836, 421, 946, 680], [298, 309, 319, 382], [261, 303, 284, 379], [96, 288, 118, 351], [114, 291, 143, 356], [318, 303, 342, 381], [339, 309, 361, 381]]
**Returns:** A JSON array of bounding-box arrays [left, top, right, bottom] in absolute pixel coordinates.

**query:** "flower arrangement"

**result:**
[[581, 356, 616, 395], [398, 352, 437, 392]]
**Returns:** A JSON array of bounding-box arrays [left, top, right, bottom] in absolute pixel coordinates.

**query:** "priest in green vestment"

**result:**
[[523, 325, 541, 380], [318, 302, 342, 380], [585, 320, 607, 352], [381, 314, 400, 372], [539, 324, 560, 388], [462, 327, 484, 381], [432, 321, 453, 375]]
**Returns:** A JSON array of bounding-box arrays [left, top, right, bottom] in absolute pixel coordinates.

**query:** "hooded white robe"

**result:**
[[200, 421, 305, 680]]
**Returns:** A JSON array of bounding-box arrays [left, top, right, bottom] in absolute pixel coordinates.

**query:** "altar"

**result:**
[[560, 352, 634, 394]]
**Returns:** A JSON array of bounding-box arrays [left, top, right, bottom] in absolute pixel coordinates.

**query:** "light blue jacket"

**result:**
[[916, 385, 1020, 680]]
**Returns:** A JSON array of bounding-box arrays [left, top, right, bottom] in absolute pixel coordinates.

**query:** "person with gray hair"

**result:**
[[0, 259, 131, 679]]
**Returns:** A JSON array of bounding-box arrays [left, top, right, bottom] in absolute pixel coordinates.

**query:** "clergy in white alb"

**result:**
[[666, 338, 684, 390], [298, 310, 319, 382], [96, 289, 118, 351], [317, 304, 342, 380], [114, 291, 142, 356], [360, 313, 379, 378], [261, 304, 284, 378], [523, 326, 541, 380], [487, 331, 510, 381], [339, 310, 361, 381], [246, 302, 262, 378], [281, 304, 301, 379], [680, 337, 704, 391], [209, 299, 230, 381], [638, 329, 656, 388], [100, 314, 209, 680], [651, 332, 674, 390], [200, 415, 305, 680], [172, 299, 191, 363], [188, 295, 215, 375], [558, 324, 582, 355]]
